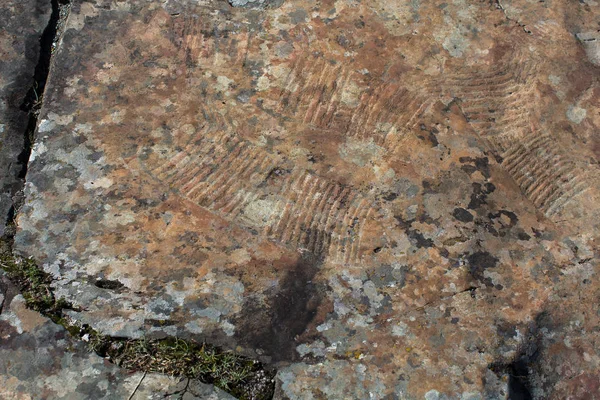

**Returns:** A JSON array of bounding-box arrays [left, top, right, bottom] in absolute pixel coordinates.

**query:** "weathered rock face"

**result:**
[[0, 272, 234, 400], [0, 0, 51, 236], [12, 0, 600, 398]]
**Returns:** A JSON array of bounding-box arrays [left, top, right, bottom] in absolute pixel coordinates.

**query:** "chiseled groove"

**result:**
[[455, 84, 522, 100], [297, 179, 330, 250], [322, 68, 352, 128], [545, 178, 590, 216], [501, 135, 588, 214], [282, 173, 314, 244], [330, 195, 354, 262], [495, 108, 531, 124], [501, 134, 553, 168], [512, 156, 546, 188], [389, 90, 413, 126], [189, 142, 247, 203], [272, 171, 308, 242], [266, 169, 303, 237], [184, 141, 242, 199], [448, 61, 592, 219], [154, 152, 190, 181], [208, 149, 263, 209], [363, 84, 392, 130], [228, 191, 258, 219], [540, 171, 581, 211], [305, 182, 336, 253], [349, 202, 371, 263], [342, 198, 369, 264], [527, 159, 569, 201], [302, 62, 338, 124], [289, 59, 329, 114], [405, 96, 432, 128], [516, 153, 554, 189], [331, 193, 360, 262], [527, 161, 572, 206], [174, 164, 205, 188], [286, 175, 320, 246], [349, 205, 373, 263], [299, 179, 331, 247], [311, 184, 344, 255], [220, 156, 275, 214], [318, 187, 351, 257]]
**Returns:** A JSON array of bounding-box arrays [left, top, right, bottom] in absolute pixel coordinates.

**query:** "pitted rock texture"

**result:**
[[13, 0, 600, 398], [0, 272, 234, 400], [0, 0, 51, 236]]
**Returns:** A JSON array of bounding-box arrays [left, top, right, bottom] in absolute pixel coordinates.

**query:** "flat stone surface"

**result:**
[[14, 0, 600, 398], [0, 272, 234, 400], [0, 0, 51, 236]]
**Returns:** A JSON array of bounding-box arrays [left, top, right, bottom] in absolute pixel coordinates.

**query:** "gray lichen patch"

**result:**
[[227, 0, 284, 9]]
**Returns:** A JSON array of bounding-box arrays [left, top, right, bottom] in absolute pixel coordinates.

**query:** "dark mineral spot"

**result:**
[[394, 216, 435, 248], [453, 207, 474, 222], [94, 279, 125, 291], [468, 182, 496, 210], [466, 251, 499, 282]]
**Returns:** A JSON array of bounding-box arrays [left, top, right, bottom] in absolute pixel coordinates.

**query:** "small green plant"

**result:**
[[0, 250, 67, 320], [87, 335, 267, 398]]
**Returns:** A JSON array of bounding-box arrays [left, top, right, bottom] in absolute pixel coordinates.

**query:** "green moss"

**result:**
[[85, 333, 273, 399], [0, 249, 70, 322]]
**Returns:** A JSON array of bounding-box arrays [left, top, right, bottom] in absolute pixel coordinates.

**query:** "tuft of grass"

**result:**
[[84, 332, 273, 399], [0, 249, 69, 320]]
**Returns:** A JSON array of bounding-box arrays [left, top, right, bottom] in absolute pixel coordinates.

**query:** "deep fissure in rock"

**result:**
[[4, 0, 69, 231]]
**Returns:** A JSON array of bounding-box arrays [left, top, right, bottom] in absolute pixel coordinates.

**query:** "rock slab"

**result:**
[[14, 0, 600, 398]]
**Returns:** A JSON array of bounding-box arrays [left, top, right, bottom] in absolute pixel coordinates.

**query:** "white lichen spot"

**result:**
[[54, 177, 75, 195], [179, 124, 195, 136], [297, 341, 326, 357], [548, 75, 561, 86], [29, 199, 50, 221], [184, 320, 204, 334], [84, 176, 113, 190], [425, 389, 442, 400], [48, 112, 74, 126], [221, 320, 236, 336], [317, 321, 333, 332], [256, 75, 271, 91], [340, 81, 362, 107], [28, 141, 47, 162], [241, 198, 281, 227], [216, 75, 234, 92], [567, 105, 587, 124], [339, 137, 385, 167], [392, 322, 409, 337], [443, 30, 469, 58], [37, 118, 56, 133], [74, 123, 93, 134]]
